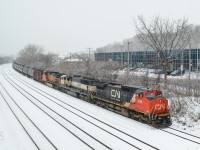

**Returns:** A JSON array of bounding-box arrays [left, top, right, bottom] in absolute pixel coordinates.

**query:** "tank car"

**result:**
[[22, 66, 29, 75], [27, 67, 34, 78]]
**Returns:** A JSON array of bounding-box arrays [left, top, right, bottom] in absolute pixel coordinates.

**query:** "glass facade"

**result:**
[[94, 49, 200, 71]]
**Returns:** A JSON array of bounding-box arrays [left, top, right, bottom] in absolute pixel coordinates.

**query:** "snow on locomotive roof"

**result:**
[[95, 81, 148, 92], [61, 75, 67, 78]]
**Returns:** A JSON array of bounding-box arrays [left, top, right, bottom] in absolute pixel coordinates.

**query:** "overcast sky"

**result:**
[[1, 0, 200, 56]]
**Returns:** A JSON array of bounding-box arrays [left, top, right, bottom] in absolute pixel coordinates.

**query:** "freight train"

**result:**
[[12, 62, 172, 127]]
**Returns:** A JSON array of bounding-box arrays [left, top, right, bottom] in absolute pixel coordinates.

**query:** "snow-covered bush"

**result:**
[[170, 96, 200, 127]]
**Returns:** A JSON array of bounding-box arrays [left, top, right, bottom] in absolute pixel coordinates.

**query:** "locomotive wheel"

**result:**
[[131, 112, 138, 121], [146, 117, 152, 125], [138, 114, 142, 122], [151, 121, 157, 128]]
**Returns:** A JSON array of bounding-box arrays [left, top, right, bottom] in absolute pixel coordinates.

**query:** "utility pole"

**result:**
[[86, 48, 92, 77], [87, 48, 92, 60]]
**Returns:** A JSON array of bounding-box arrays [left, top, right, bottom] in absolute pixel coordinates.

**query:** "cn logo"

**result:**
[[155, 104, 166, 110], [111, 89, 120, 99]]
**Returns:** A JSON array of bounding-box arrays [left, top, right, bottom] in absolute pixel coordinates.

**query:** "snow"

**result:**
[[170, 96, 200, 137], [0, 97, 34, 150], [0, 64, 200, 150]]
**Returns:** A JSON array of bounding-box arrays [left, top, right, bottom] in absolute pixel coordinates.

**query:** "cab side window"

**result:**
[[139, 93, 143, 98]]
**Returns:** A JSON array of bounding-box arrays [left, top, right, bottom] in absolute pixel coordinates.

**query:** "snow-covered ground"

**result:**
[[0, 64, 200, 150], [171, 96, 200, 133]]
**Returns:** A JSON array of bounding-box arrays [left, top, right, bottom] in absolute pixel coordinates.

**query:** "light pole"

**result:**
[[121, 45, 123, 66], [181, 50, 183, 77], [145, 46, 149, 71], [127, 42, 132, 76], [189, 44, 192, 80], [197, 49, 199, 73]]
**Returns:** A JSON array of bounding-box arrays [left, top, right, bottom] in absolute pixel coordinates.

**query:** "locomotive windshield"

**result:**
[[145, 90, 162, 100], [146, 93, 155, 98]]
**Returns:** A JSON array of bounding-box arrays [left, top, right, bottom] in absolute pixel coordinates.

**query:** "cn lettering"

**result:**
[[111, 89, 120, 99], [155, 104, 166, 110]]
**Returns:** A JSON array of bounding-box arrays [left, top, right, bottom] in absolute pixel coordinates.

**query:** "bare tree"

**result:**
[[94, 61, 121, 82], [134, 15, 192, 88], [15, 44, 60, 69], [71, 52, 93, 76], [43, 52, 59, 69], [16, 44, 45, 67], [57, 52, 121, 82], [0, 55, 13, 64], [191, 25, 200, 48]]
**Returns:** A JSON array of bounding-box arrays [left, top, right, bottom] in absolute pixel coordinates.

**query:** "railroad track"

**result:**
[[1, 67, 100, 150], [0, 83, 58, 150], [160, 127, 200, 145], [3, 65, 160, 150], [168, 127, 200, 139]]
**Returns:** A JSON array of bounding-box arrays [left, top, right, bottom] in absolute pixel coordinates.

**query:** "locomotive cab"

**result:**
[[144, 90, 169, 114], [60, 75, 72, 86], [132, 89, 169, 114], [129, 89, 171, 127], [60, 75, 67, 85]]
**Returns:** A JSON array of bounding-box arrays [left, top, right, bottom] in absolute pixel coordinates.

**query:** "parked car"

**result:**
[[153, 69, 172, 75], [157, 69, 164, 74], [171, 69, 185, 76], [166, 70, 173, 75], [130, 67, 139, 71]]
